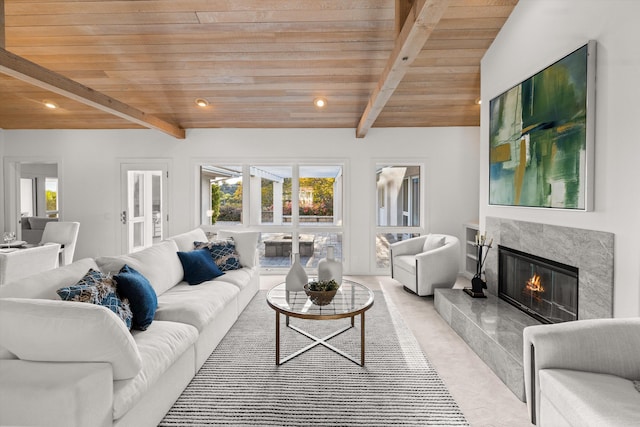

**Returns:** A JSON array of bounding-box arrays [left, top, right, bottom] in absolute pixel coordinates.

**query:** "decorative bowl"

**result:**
[[304, 280, 340, 306]]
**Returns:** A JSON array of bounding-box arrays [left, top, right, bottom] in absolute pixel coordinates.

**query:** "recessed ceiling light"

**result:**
[[313, 97, 327, 109], [43, 100, 58, 109], [195, 98, 210, 107]]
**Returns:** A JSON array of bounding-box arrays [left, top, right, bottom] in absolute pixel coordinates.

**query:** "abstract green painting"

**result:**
[[489, 42, 595, 210]]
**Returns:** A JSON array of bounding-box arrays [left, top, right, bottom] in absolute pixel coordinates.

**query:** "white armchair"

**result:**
[[390, 234, 460, 296], [40, 221, 80, 266], [523, 318, 640, 426]]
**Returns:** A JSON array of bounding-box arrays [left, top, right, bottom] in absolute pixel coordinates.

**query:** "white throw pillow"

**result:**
[[96, 240, 182, 296], [217, 230, 260, 268], [0, 298, 142, 380], [168, 228, 209, 252], [423, 234, 446, 253]]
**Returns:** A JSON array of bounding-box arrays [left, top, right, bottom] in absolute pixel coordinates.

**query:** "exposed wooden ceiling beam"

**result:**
[[356, 0, 450, 138], [395, 0, 415, 36], [1, 0, 5, 49], [0, 47, 185, 139]]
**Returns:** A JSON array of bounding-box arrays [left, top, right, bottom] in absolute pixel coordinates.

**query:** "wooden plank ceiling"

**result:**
[[0, 0, 518, 135]]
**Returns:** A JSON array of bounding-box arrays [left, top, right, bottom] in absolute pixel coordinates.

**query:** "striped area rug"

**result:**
[[160, 289, 468, 426]]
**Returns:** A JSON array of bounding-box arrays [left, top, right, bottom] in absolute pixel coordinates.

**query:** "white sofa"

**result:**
[[523, 318, 640, 426], [390, 233, 460, 296], [0, 228, 260, 427]]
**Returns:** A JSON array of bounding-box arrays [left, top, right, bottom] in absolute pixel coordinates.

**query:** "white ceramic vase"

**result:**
[[317, 246, 343, 285], [285, 252, 307, 292]]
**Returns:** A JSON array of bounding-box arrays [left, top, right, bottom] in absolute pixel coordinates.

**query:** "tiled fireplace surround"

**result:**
[[435, 217, 614, 401]]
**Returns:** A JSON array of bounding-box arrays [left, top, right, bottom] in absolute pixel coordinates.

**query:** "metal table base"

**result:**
[[275, 312, 366, 366]]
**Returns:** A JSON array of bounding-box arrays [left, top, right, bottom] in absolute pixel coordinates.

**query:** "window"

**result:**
[[375, 163, 424, 269], [201, 165, 243, 226], [299, 166, 342, 227], [256, 166, 292, 225], [200, 163, 344, 271], [45, 177, 59, 218]]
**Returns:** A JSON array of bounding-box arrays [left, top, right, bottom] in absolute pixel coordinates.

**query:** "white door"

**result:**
[[121, 163, 168, 253]]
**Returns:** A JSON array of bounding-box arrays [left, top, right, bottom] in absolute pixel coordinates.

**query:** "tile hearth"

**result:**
[[434, 288, 540, 401]]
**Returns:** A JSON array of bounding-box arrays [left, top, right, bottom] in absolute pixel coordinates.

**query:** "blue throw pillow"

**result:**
[[177, 248, 224, 285], [57, 269, 133, 330], [114, 265, 158, 331], [194, 239, 242, 271]]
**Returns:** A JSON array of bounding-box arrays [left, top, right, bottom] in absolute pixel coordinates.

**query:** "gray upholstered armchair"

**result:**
[[389, 234, 460, 296], [523, 318, 640, 426]]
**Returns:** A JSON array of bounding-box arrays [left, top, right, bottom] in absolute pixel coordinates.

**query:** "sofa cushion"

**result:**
[[195, 239, 241, 271], [57, 269, 133, 330], [212, 267, 252, 290], [96, 240, 183, 297], [114, 265, 158, 331], [177, 248, 224, 285], [393, 255, 416, 275], [539, 369, 640, 426], [168, 228, 208, 252], [0, 258, 99, 300], [217, 230, 260, 268], [155, 281, 239, 332], [113, 320, 198, 419], [0, 298, 142, 380]]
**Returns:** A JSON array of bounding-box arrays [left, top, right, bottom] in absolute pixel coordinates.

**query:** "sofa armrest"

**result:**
[[389, 235, 427, 257], [0, 359, 113, 427], [523, 318, 640, 424], [0, 298, 142, 380]]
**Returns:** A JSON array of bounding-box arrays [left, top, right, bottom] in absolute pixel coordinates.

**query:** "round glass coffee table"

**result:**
[[266, 279, 374, 366]]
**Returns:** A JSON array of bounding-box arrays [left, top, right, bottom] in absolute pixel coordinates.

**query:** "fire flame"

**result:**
[[526, 274, 544, 293], [524, 274, 544, 302]]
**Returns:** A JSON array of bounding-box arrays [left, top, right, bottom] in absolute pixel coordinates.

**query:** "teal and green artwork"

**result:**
[[489, 43, 594, 210]]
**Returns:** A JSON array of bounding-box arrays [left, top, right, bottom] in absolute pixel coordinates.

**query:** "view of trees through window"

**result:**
[[261, 177, 335, 223], [45, 177, 58, 218], [201, 165, 243, 225], [216, 180, 242, 223]]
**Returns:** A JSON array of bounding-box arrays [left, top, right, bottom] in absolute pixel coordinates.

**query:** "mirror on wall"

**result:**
[[3, 160, 60, 245], [19, 163, 59, 218]]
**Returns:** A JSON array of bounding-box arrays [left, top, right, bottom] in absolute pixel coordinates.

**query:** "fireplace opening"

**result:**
[[498, 245, 578, 324]]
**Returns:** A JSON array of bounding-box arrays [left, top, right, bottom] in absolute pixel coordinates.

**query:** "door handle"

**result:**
[[121, 211, 127, 224]]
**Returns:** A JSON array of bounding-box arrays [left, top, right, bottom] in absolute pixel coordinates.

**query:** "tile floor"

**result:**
[[259, 274, 533, 427]]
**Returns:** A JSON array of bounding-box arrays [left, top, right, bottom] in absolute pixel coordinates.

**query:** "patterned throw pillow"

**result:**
[[194, 239, 242, 271], [57, 269, 133, 330]]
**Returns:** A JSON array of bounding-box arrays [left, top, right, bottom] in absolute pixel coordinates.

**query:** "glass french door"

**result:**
[[121, 163, 168, 253]]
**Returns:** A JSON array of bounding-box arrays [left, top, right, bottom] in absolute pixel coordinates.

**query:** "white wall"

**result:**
[[0, 130, 5, 230], [1, 127, 479, 274], [480, 0, 640, 317]]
